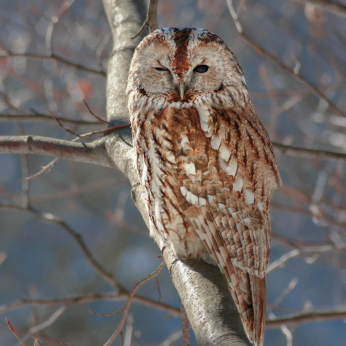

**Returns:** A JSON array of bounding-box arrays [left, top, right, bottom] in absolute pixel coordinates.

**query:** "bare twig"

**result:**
[[272, 142, 346, 162], [123, 314, 134, 346], [226, 1, 346, 119], [50, 111, 130, 141], [181, 303, 190, 346], [45, 0, 77, 53], [20, 158, 59, 181], [0, 51, 106, 76], [0, 203, 125, 293], [158, 329, 183, 346], [0, 293, 180, 317], [29, 306, 67, 333], [5, 319, 26, 346], [0, 113, 104, 127], [267, 242, 346, 274], [103, 261, 165, 346], [90, 308, 125, 316], [266, 307, 346, 328], [293, 0, 346, 17], [18, 123, 30, 208], [132, 0, 159, 39], [82, 99, 113, 126]]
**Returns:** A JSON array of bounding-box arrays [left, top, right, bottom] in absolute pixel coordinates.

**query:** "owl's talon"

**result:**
[[169, 258, 179, 275]]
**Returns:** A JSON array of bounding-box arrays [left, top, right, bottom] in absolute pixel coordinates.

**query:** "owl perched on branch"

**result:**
[[127, 28, 281, 346]]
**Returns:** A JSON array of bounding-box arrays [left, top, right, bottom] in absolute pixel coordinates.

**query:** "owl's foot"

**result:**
[[169, 258, 179, 275], [157, 246, 166, 259]]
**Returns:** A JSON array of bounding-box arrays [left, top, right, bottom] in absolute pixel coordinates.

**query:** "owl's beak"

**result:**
[[178, 82, 185, 100]]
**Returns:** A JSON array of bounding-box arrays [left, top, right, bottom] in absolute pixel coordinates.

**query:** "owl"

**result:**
[[126, 28, 281, 346]]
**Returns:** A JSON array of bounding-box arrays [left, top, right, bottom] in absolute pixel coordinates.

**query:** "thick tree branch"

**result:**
[[0, 135, 114, 168]]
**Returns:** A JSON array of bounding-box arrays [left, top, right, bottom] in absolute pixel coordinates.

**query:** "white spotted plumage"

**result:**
[[127, 28, 281, 346]]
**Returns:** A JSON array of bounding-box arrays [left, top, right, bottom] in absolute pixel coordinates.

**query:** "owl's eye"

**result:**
[[194, 65, 209, 73], [155, 67, 169, 72]]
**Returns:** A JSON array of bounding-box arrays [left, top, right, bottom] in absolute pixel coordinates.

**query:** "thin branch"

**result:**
[[0, 113, 104, 126], [158, 329, 183, 346], [82, 99, 113, 126], [18, 123, 30, 208], [45, 0, 77, 53], [5, 319, 26, 346], [29, 306, 67, 334], [293, 0, 346, 17], [104, 261, 165, 346], [0, 135, 114, 168], [267, 243, 346, 274], [226, 1, 346, 119], [0, 51, 106, 76], [132, 0, 159, 39], [49, 111, 130, 141], [181, 304, 190, 346], [272, 142, 346, 162], [0, 203, 125, 293], [0, 293, 180, 317], [266, 307, 346, 328], [21, 157, 59, 181]]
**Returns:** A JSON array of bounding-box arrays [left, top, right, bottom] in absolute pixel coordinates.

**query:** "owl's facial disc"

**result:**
[[131, 28, 245, 104]]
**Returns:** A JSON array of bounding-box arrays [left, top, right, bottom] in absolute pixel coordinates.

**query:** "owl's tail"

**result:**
[[225, 265, 266, 346], [249, 275, 266, 346]]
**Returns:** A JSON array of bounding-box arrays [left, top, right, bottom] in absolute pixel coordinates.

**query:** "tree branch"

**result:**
[[0, 293, 180, 317], [272, 142, 346, 161], [266, 307, 346, 328], [226, 0, 346, 119], [0, 51, 106, 76], [0, 135, 114, 168], [0, 113, 103, 127], [293, 0, 346, 17]]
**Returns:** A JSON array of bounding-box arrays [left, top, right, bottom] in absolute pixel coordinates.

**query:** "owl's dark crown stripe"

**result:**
[[171, 28, 193, 79]]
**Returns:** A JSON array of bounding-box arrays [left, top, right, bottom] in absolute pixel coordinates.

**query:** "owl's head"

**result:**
[[127, 28, 248, 107]]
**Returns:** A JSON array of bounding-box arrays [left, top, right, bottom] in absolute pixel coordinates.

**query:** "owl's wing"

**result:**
[[178, 104, 280, 346]]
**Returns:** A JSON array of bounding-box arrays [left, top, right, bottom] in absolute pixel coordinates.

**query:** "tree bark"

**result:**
[[101, 0, 251, 345]]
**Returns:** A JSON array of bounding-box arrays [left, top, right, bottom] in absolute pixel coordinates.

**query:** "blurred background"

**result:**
[[0, 0, 346, 345]]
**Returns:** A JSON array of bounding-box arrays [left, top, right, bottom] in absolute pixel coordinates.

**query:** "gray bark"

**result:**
[[101, 0, 251, 345]]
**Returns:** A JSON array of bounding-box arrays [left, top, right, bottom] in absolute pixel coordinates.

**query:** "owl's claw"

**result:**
[[169, 258, 179, 275]]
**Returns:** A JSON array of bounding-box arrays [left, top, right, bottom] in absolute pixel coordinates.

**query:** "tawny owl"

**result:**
[[126, 28, 281, 346]]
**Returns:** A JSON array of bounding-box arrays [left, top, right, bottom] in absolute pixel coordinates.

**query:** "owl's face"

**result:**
[[128, 28, 248, 106]]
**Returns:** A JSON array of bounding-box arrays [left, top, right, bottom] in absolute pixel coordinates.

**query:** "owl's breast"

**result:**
[[155, 107, 211, 177]]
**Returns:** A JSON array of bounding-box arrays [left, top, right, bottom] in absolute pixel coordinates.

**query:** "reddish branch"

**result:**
[[104, 261, 166, 346]]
